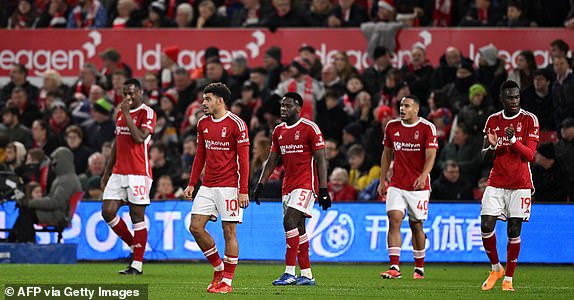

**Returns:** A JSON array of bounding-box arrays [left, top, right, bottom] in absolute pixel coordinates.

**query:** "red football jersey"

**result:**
[[383, 118, 438, 191], [195, 112, 250, 189], [271, 118, 325, 195], [483, 109, 539, 189], [112, 104, 156, 177]]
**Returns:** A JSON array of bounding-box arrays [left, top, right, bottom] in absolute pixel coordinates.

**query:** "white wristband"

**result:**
[[488, 145, 496, 151], [509, 136, 516, 144]]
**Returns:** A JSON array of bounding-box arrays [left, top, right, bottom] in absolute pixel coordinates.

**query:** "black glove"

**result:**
[[252, 183, 264, 205], [318, 188, 331, 211]]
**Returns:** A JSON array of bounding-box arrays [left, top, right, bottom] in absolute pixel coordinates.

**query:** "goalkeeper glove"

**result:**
[[252, 183, 264, 205], [318, 188, 331, 211]]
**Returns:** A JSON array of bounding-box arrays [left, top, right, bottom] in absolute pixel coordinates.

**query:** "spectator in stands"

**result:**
[[82, 98, 115, 151], [340, 121, 362, 158], [372, 0, 396, 22], [1, 106, 32, 147], [101, 141, 112, 164], [320, 64, 345, 96], [347, 144, 381, 192], [86, 176, 102, 200], [229, 56, 250, 101], [194, 0, 229, 28], [8, 147, 81, 243], [431, 47, 469, 90], [106, 70, 127, 106], [362, 46, 392, 97], [316, 90, 350, 142], [552, 56, 574, 131], [237, 81, 262, 130], [8, 0, 37, 28], [379, 68, 400, 111], [532, 143, 569, 202], [352, 91, 374, 125], [31, 119, 58, 157], [508, 50, 536, 90], [38, 70, 68, 113], [328, 0, 368, 27], [565, 0, 574, 29], [250, 136, 271, 183], [230, 0, 271, 27], [497, 0, 531, 27], [37, 0, 69, 28], [16, 148, 49, 192], [341, 75, 366, 116], [198, 59, 230, 87], [48, 101, 71, 145], [67, 0, 107, 29], [111, 0, 140, 28], [155, 89, 181, 151], [71, 84, 104, 124], [263, 46, 282, 91], [328, 167, 357, 202], [3, 141, 26, 172], [473, 176, 488, 201], [431, 160, 473, 201], [154, 175, 178, 200], [179, 135, 196, 187], [260, 0, 309, 30], [428, 106, 452, 148], [79, 151, 105, 191], [158, 46, 180, 90], [65, 125, 93, 174], [555, 118, 574, 200], [143, 0, 174, 27], [476, 44, 506, 105], [99, 48, 132, 90], [438, 125, 482, 186], [143, 71, 160, 107], [275, 57, 325, 120], [174, 3, 193, 28], [521, 69, 557, 143], [298, 46, 323, 80], [325, 139, 347, 175], [332, 51, 360, 84], [546, 39, 569, 78], [306, 0, 333, 27], [69, 63, 101, 103], [171, 68, 194, 113], [0, 63, 39, 107], [7, 87, 43, 128], [444, 61, 476, 114], [150, 142, 178, 196], [400, 45, 434, 101], [362, 105, 392, 165], [459, 0, 500, 26], [457, 83, 495, 135]]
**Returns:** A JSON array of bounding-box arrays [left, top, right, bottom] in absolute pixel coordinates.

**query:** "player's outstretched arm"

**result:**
[[313, 148, 331, 210], [377, 147, 393, 197], [101, 141, 116, 189]]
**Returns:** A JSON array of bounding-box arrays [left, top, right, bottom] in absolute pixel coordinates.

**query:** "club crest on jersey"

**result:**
[[414, 130, 419, 140], [517, 122, 522, 132], [221, 127, 227, 137], [295, 131, 300, 140]]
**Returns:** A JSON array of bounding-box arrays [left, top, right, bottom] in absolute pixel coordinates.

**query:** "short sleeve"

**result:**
[[526, 113, 540, 142], [383, 122, 392, 147], [196, 119, 205, 144], [483, 115, 493, 135], [309, 124, 325, 151], [234, 118, 250, 147], [140, 108, 156, 132], [426, 123, 439, 149], [271, 127, 280, 153]]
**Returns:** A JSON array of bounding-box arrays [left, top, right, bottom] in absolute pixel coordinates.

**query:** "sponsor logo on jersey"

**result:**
[[205, 139, 230, 150], [115, 126, 131, 136], [279, 144, 304, 155], [393, 141, 421, 152]]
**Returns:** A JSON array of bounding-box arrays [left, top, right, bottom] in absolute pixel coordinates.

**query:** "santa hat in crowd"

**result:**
[[163, 46, 180, 63], [162, 88, 178, 105], [378, 0, 395, 12], [291, 57, 312, 75]]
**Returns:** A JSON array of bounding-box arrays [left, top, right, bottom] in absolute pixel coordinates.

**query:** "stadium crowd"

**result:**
[[0, 0, 573, 204]]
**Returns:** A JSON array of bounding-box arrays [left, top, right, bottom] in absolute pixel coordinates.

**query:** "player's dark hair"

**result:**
[[203, 82, 231, 104], [283, 92, 304, 107], [507, 0, 522, 9], [402, 95, 421, 105], [550, 39, 569, 54], [250, 67, 267, 76], [174, 67, 189, 76], [12, 63, 27, 76], [124, 78, 142, 89], [500, 80, 519, 95], [533, 68, 553, 81]]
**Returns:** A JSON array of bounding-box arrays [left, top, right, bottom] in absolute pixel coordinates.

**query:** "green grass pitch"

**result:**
[[1, 263, 573, 299]]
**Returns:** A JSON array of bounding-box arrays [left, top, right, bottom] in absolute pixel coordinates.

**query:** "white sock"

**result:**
[[285, 265, 296, 276], [131, 260, 142, 272], [214, 262, 224, 272], [222, 278, 232, 285], [492, 263, 502, 272], [415, 267, 424, 273], [504, 276, 512, 282], [390, 264, 400, 271], [301, 268, 313, 279]]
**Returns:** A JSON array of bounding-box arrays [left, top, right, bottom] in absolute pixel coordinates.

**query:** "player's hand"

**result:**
[[413, 174, 427, 190], [238, 193, 249, 209], [120, 97, 131, 115], [100, 173, 110, 190], [377, 180, 387, 197], [487, 128, 498, 147], [252, 183, 264, 205], [184, 186, 195, 200], [505, 124, 515, 139], [318, 188, 331, 211]]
